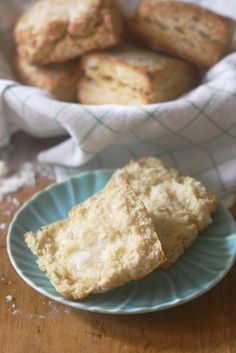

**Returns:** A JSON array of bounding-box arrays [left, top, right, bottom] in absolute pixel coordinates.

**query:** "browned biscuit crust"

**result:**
[[14, 0, 124, 65], [78, 45, 199, 105], [128, 0, 235, 68], [14, 55, 80, 101]]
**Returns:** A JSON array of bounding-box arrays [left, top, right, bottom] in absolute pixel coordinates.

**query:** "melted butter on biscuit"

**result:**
[[68, 250, 91, 273]]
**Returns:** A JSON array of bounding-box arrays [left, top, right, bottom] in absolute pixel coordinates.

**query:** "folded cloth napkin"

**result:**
[[0, 0, 236, 204]]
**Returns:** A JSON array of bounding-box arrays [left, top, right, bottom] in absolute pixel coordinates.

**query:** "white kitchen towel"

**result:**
[[0, 0, 236, 201]]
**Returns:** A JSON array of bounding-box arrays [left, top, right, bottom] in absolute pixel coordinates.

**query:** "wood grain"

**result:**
[[1, 179, 236, 353]]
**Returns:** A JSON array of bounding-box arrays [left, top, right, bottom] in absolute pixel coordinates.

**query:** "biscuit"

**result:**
[[14, 0, 123, 65], [25, 178, 165, 299], [14, 55, 79, 101], [78, 45, 199, 105], [128, 0, 234, 68], [108, 157, 217, 267]]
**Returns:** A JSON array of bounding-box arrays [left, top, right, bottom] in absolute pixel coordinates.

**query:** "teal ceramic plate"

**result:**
[[7, 169, 236, 314]]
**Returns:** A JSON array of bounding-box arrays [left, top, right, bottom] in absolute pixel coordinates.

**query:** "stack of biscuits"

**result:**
[[14, 0, 234, 105], [25, 157, 216, 299]]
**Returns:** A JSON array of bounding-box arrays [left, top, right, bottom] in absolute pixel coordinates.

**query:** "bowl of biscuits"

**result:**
[[12, 0, 234, 104], [0, 0, 235, 173]]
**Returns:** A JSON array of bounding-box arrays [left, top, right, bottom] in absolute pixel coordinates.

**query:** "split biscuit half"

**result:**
[[108, 157, 217, 267], [25, 178, 165, 299]]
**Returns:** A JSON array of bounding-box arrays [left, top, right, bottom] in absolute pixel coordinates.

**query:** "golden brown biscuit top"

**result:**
[[83, 45, 193, 72], [15, 0, 110, 38]]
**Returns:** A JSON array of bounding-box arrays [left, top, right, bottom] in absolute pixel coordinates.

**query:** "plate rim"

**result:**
[[7, 169, 236, 314]]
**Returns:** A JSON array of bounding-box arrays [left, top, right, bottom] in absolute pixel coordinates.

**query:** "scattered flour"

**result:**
[[10, 197, 21, 207], [28, 313, 46, 320], [35, 163, 55, 180], [0, 161, 9, 178], [2, 196, 21, 214], [5, 296, 71, 320], [64, 306, 71, 314], [5, 295, 13, 302], [0, 161, 54, 200], [0, 162, 36, 200], [0, 223, 7, 230], [12, 309, 21, 316], [3, 209, 11, 216]]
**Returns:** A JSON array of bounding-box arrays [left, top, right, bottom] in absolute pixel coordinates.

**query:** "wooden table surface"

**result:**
[[1, 177, 236, 353]]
